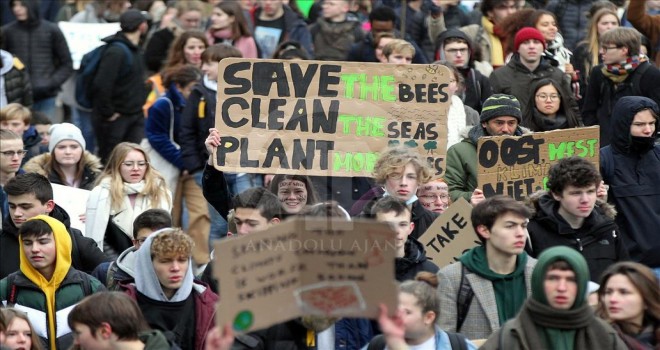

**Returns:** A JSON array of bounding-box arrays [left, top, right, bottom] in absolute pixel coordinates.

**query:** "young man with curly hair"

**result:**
[[525, 156, 628, 281], [119, 228, 217, 350]]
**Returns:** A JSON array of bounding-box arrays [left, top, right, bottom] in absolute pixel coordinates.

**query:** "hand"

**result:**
[[205, 128, 221, 165], [204, 324, 234, 350], [264, 174, 275, 188], [597, 180, 609, 201], [470, 189, 485, 206], [377, 304, 408, 350]]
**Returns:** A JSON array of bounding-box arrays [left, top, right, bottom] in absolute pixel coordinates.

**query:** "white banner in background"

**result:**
[[59, 21, 121, 69]]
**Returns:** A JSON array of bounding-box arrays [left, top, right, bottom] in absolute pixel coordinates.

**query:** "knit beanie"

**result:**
[[514, 27, 547, 51], [531, 246, 590, 310], [48, 123, 86, 153], [480, 94, 522, 123]]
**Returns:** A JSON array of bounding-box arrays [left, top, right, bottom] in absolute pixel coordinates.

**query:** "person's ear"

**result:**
[[551, 191, 562, 202], [475, 224, 490, 240], [269, 217, 281, 225], [44, 199, 55, 214], [97, 322, 113, 339], [424, 310, 436, 326], [408, 222, 415, 235]]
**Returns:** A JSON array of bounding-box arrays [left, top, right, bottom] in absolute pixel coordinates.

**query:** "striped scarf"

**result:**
[[602, 54, 649, 83]]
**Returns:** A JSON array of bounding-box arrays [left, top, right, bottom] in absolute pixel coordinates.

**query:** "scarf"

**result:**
[[206, 28, 234, 45], [533, 109, 568, 131], [602, 54, 649, 83], [482, 17, 504, 67]]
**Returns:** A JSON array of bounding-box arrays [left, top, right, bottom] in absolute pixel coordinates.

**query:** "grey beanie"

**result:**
[[48, 123, 86, 153], [480, 94, 522, 123]]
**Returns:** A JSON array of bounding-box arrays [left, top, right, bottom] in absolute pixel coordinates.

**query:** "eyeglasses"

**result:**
[[0, 150, 27, 157], [122, 161, 149, 168], [134, 238, 148, 244], [420, 194, 450, 202], [535, 94, 560, 101], [600, 46, 620, 52], [445, 48, 469, 55]]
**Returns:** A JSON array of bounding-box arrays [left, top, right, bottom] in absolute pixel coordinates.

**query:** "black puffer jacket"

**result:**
[[546, 0, 597, 51], [0, 0, 73, 101], [0, 204, 109, 279], [180, 82, 216, 173], [91, 32, 148, 118], [525, 191, 629, 281], [0, 50, 32, 107], [396, 238, 439, 281]]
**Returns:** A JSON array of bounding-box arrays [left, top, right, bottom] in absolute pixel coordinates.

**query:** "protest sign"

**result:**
[[213, 217, 398, 332], [417, 198, 479, 268], [213, 58, 451, 177], [59, 22, 120, 69], [51, 184, 90, 235], [476, 126, 600, 200]]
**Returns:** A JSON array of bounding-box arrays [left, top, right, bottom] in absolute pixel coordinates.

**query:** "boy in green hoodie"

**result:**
[[0, 215, 104, 350], [480, 246, 627, 350], [437, 195, 536, 341]]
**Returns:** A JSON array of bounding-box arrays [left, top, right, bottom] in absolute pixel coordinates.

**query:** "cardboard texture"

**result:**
[[417, 198, 480, 268], [213, 58, 451, 177], [213, 217, 398, 332], [476, 126, 600, 200]]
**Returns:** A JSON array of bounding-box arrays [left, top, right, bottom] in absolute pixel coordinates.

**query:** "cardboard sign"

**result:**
[[58, 22, 121, 69], [213, 217, 398, 332], [417, 198, 479, 268], [476, 127, 600, 200], [213, 58, 451, 177], [52, 184, 90, 236]]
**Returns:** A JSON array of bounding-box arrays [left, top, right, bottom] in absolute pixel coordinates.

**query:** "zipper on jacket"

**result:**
[[576, 238, 583, 251]]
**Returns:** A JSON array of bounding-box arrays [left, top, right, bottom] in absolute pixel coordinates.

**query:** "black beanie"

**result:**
[[480, 94, 522, 123]]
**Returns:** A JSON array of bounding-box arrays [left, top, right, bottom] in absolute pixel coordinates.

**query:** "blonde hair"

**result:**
[[372, 146, 433, 185], [96, 142, 170, 211], [582, 8, 620, 80], [150, 228, 194, 259], [0, 103, 31, 124], [382, 39, 415, 59]]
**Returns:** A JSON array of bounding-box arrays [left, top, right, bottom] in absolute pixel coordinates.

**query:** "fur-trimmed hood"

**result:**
[[22, 151, 103, 190], [526, 189, 617, 220]]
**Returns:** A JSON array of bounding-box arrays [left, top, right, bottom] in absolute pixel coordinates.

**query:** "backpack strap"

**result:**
[[109, 41, 134, 77], [456, 264, 474, 332], [5, 273, 17, 305], [447, 332, 468, 350]]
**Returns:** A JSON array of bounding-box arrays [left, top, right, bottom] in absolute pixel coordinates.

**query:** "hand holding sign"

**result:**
[[206, 128, 221, 165]]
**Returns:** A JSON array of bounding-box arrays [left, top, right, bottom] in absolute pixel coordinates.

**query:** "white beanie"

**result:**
[[48, 123, 86, 153]]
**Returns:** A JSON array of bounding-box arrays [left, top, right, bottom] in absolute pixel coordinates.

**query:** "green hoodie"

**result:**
[[140, 330, 172, 350], [531, 246, 590, 350], [459, 245, 528, 324]]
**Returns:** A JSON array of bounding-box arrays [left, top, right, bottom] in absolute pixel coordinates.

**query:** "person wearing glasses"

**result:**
[[85, 142, 172, 260], [582, 27, 660, 147], [417, 178, 451, 215], [489, 27, 579, 117], [0, 129, 25, 226], [522, 78, 581, 132]]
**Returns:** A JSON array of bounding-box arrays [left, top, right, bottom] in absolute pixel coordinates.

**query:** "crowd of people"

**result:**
[[1, 0, 659, 349]]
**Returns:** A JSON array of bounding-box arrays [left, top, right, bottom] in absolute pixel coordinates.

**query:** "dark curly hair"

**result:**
[[546, 156, 601, 194]]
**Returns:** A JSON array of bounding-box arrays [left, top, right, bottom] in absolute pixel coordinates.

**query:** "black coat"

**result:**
[[201, 164, 231, 222], [526, 192, 629, 281], [0, 51, 33, 107], [0, 0, 72, 101], [180, 83, 217, 173], [0, 204, 109, 279], [396, 238, 439, 281]]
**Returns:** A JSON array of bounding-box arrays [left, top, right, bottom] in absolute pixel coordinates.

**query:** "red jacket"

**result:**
[[122, 281, 218, 350]]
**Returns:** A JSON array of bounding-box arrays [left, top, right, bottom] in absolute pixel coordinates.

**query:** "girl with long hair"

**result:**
[[206, 1, 257, 58], [268, 174, 319, 215], [522, 78, 581, 131], [1, 308, 43, 350], [597, 262, 660, 349], [85, 142, 172, 259]]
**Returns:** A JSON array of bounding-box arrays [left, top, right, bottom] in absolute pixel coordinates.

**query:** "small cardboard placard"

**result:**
[[213, 218, 398, 333], [213, 58, 451, 177], [476, 127, 600, 200], [417, 198, 480, 268]]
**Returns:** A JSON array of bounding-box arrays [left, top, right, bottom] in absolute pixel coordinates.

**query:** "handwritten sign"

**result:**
[[476, 127, 600, 200], [213, 58, 451, 177], [58, 22, 120, 69], [417, 198, 479, 268], [213, 217, 398, 332], [51, 184, 90, 235]]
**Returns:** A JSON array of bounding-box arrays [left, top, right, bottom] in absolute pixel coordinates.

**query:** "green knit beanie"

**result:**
[[531, 246, 589, 309]]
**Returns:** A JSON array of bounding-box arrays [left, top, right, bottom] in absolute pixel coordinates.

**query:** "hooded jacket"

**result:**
[[0, 204, 109, 280], [526, 191, 629, 281], [91, 31, 148, 118], [445, 124, 529, 202], [396, 238, 439, 281], [0, 49, 32, 107], [436, 29, 493, 112], [0, 215, 105, 350], [146, 83, 187, 170], [0, 0, 73, 101], [252, 5, 314, 58], [490, 54, 578, 115], [22, 151, 103, 190], [600, 96, 660, 268], [180, 79, 217, 173], [122, 229, 217, 350], [480, 246, 627, 350]]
